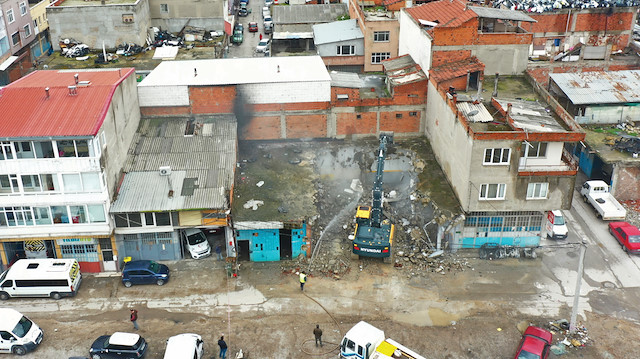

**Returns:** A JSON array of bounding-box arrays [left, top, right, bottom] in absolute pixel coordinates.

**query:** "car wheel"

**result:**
[[609, 227, 613, 235], [12, 346, 27, 355], [50, 292, 62, 300], [92, 354, 102, 359], [0, 291, 9, 300], [124, 281, 133, 288], [156, 279, 166, 286]]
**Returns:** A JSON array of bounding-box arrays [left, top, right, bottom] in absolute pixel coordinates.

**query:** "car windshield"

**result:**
[[554, 216, 565, 225], [629, 235, 640, 243], [517, 350, 541, 359], [148, 261, 161, 272], [12, 316, 33, 338], [187, 232, 207, 245]]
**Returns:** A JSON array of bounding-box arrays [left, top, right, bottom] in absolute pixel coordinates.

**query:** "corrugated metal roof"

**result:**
[[469, 6, 536, 22], [457, 101, 493, 123], [273, 24, 314, 39], [406, 0, 476, 28], [272, 4, 348, 24], [550, 70, 640, 105], [0, 68, 134, 138], [330, 71, 365, 88], [138, 57, 331, 87], [111, 117, 237, 212], [313, 19, 364, 45], [494, 98, 565, 132], [383, 55, 428, 87]]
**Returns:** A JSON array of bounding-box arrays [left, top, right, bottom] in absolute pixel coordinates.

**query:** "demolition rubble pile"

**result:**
[[494, 0, 640, 12], [546, 319, 591, 355]]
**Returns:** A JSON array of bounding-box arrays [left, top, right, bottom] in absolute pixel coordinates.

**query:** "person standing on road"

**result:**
[[260, 33, 263, 41], [216, 244, 223, 260], [313, 324, 323, 347], [299, 271, 307, 291], [129, 309, 139, 330], [218, 336, 228, 359]]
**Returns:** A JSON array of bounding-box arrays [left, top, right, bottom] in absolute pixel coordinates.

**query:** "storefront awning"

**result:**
[[0, 56, 18, 71]]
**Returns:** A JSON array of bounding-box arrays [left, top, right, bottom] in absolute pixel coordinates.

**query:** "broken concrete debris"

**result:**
[[547, 319, 591, 350], [243, 199, 264, 210]]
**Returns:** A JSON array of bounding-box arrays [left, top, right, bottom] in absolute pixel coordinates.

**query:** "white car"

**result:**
[[256, 39, 270, 52], [164, 333, 203, 359], [182, 228, 212, 259]]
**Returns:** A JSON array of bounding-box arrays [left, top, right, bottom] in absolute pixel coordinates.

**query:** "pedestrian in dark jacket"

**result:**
[[218, 336, 228, 359], [129, 309, 139, 330], [313, 324, 323, 347]]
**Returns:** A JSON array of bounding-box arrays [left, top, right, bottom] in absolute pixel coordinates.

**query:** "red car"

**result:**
[[608, 221, 640, 253], [514, 326, 552, 359], [248, 22, 258, 32]]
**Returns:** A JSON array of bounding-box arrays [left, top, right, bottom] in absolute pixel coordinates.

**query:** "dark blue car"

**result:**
[[89, 332, 147, 359], [121, 260, 170, 287]]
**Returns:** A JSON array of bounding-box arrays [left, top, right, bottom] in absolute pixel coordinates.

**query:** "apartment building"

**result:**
[[0, 0, 35, 85], [0, 68, 140, 272], [348, 0, 400, 72]]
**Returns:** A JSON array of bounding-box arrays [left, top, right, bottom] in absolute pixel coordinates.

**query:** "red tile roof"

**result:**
[[429, 56, 484, 83], [405, 0, 476, 28], [0, 68, 135, 138]]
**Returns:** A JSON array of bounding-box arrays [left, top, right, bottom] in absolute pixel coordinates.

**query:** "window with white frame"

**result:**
[[11, 32, 20, 46], [373, 31, 389, 42], [522, 142, 547, 158], [19, 2, 27, 15], [160, 3, 169, 13], [479, 183, 506, 200], [0, 204, 105, 227], [7, 9, 15, 23], [526, 183, 549, 199], [336, 45, 355, 56], [0, 142, 14, 160], [23, 24, 30, 38], [61, 173, 101, 193], [371, 52, 390, 64], [483, 148, 510, 165]]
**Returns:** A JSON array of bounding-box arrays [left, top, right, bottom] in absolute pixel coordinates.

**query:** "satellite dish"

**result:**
[[468, 110, 479, 117]]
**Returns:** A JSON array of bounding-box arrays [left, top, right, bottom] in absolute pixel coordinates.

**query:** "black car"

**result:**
[[89, 332, 147, 359]]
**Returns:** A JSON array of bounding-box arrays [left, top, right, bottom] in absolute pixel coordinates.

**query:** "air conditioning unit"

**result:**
[[159, 166, 172, 176]]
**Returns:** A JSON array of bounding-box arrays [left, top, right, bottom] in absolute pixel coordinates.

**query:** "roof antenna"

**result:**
[[277, 65, 280, 73], [194, 68, 198, 77]]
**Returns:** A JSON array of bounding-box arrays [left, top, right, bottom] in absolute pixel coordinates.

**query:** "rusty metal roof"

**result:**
[[550, 70, 640, 105], [0, 68, 134, 139]]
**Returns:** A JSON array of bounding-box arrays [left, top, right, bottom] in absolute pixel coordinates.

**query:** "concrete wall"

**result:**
[[582, 105, 640, 125], [316, 39, 364, 57], [47, 0, 151, 50], [473, 44, 530, 75], [151, 18, 225, 33], [612, 165, 640, 201], [398, 9, 432, 72]]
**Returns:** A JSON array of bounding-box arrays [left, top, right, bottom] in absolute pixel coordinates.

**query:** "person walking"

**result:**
[[313, 324, 323, 347], [129, 309, 139, 330], [216, 244, 223, 260], [218, 336, 228, 359], [299, 271, 307, 291], [260, 33, 263, 41]]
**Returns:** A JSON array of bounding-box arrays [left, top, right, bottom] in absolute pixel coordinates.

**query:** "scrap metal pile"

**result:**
[[493, 0, 640, 12], [547, 319, 591, 355]]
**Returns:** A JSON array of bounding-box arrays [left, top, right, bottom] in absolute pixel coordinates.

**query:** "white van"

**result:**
[[182, 229, 212, 259], [545, 210, 568, 239], [0, 258, 82, 300], [164, 333, 203, 359], [0, 308, 44, 355]]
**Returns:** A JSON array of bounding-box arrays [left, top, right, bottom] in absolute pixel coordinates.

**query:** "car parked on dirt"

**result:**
[[514, 326, 552, 359], [248, 22, 258, 32], [608, 221, 640, 253], [121, 260, 170, 287], [90, 332, 147, 359], [163, 333, 203, 359]]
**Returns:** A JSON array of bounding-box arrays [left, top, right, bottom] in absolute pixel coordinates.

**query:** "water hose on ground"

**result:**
[[300, 291, 343, 356]]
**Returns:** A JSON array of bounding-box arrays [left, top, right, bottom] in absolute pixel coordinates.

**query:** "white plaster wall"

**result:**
[[138, 85, 190, 107], [398, 10, 432, 72], [583, 105, 640, 125], [238, 81, 330, 104], [519, 141, 563, 167]]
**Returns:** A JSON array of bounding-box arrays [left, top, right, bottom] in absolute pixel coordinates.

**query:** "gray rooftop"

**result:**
[[110, 117, 237, 213], [313, 19, 364, 45], [383, 55, 427, 87], [469, 6, 536, 22], [550, 70, 640, 105], [494, 98, 566, 132], [272, 4, 348, 24], [273, 24, 314, 40]]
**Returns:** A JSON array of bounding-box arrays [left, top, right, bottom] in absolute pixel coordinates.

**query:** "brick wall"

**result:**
[[190, 86, 236, 114], [336, 112, 378, 136], [322, 55, 365, 67], [140, 106, 190, 117], [285, 114, 327, 138], [241, 116, 281, 140], [380, 111, 420, 132], [432, 50, 472, 68], [614, 166, 640, 200]]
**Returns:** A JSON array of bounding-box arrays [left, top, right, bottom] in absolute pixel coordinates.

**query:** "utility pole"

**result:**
[[570, 241, 587, 333]]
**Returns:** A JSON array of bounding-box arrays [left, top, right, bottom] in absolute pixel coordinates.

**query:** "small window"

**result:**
[[526, 183, 549, 199], [483, 148, 510, 165], [356, 114, 361, 119], [395, 113, 403, 119], [336, 45, 355, 56], [19, 2, 27, 16], [371, 52, 390, 64], [479, 183, 506, 200], [11, 32, 20, 46], [409, 111, 418, 117], [27, 263, 39, 269], [23, 24, 31, 38], [7, 9, 15, 23], [522, 142, 547, 158], [160, 3, 169, 13], [373, 31, 390, 42]]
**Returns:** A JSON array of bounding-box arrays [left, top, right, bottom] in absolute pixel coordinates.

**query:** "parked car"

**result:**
[[234, 23, 243, 33], [263, 15, 273, 28], [0, 308, 43, 355], [163, 333, 203, 359], [90, 332, 147, 359], [608, 222, 640, 253], [232, 30, 244, 44], [514, 326, 552, 359], [256, 39, 270, 53], [121, 260, 170, 287], [238, 6, 249, 16], [182, 228, 212, 259], [248, 22, 258, 32], [265, 0, 273, 6], [264, 23, 273, 34]]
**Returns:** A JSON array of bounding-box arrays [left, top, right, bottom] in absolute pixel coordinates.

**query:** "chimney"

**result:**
[[492, 73, 499, 97], [74, 73, 79, 84], [68, 85, 77, 96], [194, 68, 198, 77], [277, 65, 280, 73], [45, 87, 50, 99]]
